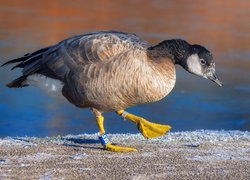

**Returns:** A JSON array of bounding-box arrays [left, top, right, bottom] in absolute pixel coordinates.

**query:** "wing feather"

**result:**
[[2, 31, 150, 87]]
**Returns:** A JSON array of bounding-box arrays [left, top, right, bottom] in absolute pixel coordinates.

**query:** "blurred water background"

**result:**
[[0, 0, 249, 137]]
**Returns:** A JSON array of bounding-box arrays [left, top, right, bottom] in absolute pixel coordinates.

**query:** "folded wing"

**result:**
[[2, 31, 150, 88]]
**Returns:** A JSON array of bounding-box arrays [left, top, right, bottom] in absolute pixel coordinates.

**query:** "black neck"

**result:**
[[147, 39, 192, 65]]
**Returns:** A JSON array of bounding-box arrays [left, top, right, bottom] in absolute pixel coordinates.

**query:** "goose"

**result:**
[[1, 30, 222, 152]]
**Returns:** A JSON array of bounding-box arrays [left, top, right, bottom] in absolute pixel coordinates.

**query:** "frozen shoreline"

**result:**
[[0, 130, 250, 179]]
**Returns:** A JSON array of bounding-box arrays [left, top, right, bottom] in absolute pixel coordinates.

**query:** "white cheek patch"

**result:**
[[187, 54, 203, 76]]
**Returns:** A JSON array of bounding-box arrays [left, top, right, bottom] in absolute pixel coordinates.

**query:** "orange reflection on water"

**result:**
[[1, 0, 249, 51]]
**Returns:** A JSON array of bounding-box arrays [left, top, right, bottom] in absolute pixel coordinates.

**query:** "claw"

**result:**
[[105, 143, 138, 152]]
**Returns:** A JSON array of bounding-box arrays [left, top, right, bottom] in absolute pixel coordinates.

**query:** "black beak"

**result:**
[[207, 72, 223, 87]]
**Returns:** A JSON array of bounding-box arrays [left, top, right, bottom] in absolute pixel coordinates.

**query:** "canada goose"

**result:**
[[1, 31, 222, 152]]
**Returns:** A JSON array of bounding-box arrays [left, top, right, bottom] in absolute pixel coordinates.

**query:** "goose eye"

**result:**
[[200, 59, 206, 65]]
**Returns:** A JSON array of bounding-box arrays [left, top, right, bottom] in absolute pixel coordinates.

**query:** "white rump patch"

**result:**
[[186, 54, 203, 76], [25, 74, 64, 98]]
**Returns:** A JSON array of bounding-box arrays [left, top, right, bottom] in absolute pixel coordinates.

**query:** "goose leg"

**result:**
[[91, 108, 137, 152], [116, 110, 171, 139]]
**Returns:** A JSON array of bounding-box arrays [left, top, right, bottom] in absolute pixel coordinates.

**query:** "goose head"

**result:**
[[148, 39, 222, 87], [184, 44, 222, 87]]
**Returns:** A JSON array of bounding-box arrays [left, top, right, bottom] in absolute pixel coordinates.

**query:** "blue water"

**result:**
[[0, 0, 249, 137]]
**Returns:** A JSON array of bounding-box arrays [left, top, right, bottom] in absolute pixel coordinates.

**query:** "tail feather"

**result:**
[[1, 46, 50, 68], [6, 75, 28, 88], [11, 54, 43, 70], [1, 56, 30, 67], [1, 46, 51, 88]]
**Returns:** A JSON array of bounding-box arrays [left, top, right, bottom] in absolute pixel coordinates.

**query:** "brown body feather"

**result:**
[[63, 50, 176, 111]]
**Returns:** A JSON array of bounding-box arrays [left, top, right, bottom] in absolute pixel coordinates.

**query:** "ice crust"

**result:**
[[1, 130, 249, 146]]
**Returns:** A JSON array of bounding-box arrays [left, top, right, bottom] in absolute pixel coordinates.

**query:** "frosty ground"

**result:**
[[0, 130, 249, 179]]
